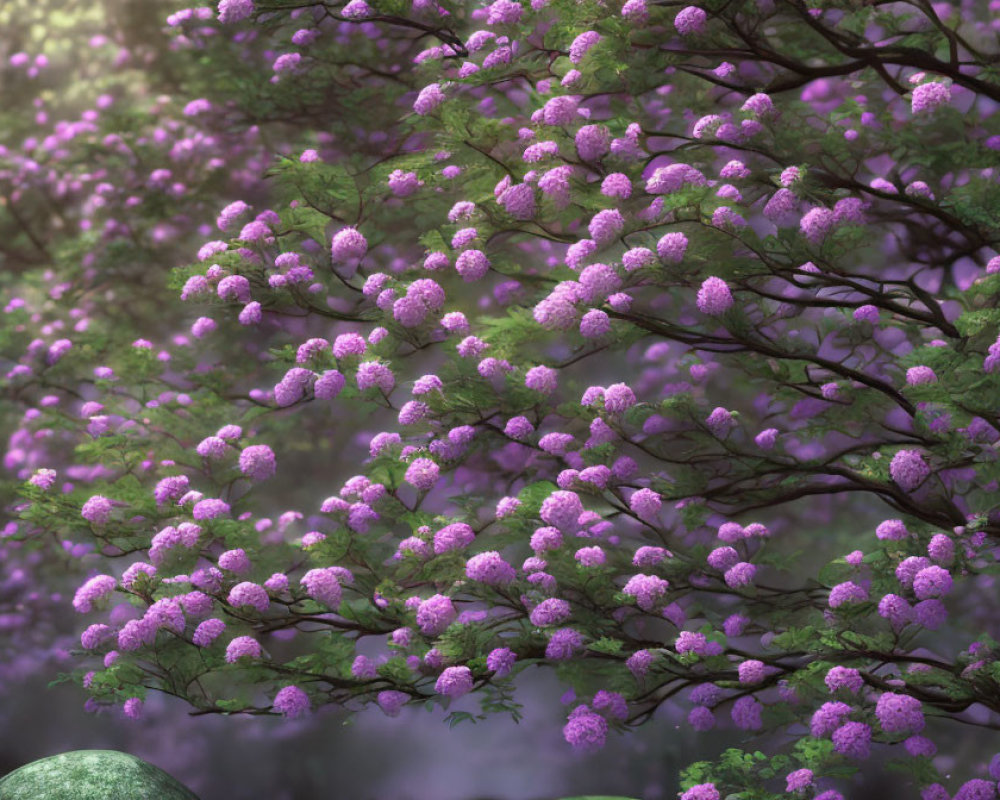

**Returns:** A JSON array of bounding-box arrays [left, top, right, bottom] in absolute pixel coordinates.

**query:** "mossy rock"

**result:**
[[0, 750, 199, 800]]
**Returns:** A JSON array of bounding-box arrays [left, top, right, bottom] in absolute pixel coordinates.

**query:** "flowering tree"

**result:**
[[6, 0, 1000, 797]]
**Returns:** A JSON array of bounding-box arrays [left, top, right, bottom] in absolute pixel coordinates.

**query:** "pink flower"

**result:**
[[225, 635, 262, 663], [674, 6, 707, 35], [696, 277, 733, 315]]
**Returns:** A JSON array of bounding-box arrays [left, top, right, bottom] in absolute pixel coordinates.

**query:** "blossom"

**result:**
[[217, 275, 250, 302], [563, 706, 607, 751], [688, 706, 715, 731], [73, 575, 116, 613], [905, 364, 938, 386], [674, 6, 707, 35], [273, 686, 310, 718], [633, 546, 669, 566], [121, 562, 156, 590], [681, 785, 719, 800], [832, 721, 872, 759], [191, 568, 224, 594], [626, 650, 654, 678], [196, 436, 227, 459], [81, 495, 114, 525], [387, 169, 422, 197], [300, 568, 342, 608], [416, 594, 457, 635], [524, 140, 560, 162], [376, 690, 409, 717], [763, 188, 798, 226], [218, 548, 251, 574], [342, 0, 372, 18], [540, 490, 584, 529], [404, 457, 439, 490], [487, 647, 517, 676], [465, 551, 516, 585], [601, 173, 632, 199], [545, 628, 584, 659], [811, 701, 853, 737], [833, 196, 867, 225], [541, 95, 578, 126], [928, 533, 954, 564], [588, 209, 625, 244], [828, 581, 868, 608], [351, 655, 377, 680], [218, 0, 254, 23], [525, 365, 558, 393], [498, 183, 536, 220], [707, 546, 738, 570], [755, 428, 778, 449], [332, 332, 366, 359], [621, 0, 648, 21], [696, 277, 733, 315], [738, 660, 766, 684], [876, 519, 908, 541], [590, 690, 627, 721], [705, 406, 734, 437], [272, 53, 301, 74], [531, 527, 563, 552], [889, 449, 931, 491], [742, 92, 774, 116], [912, 81, 951, 114], [180, 591, 213, 617], [455, 249, 490, 282], [800, 206, 836, 243], [603, 382, 636, 413], [878, 593, 913, 628], [315, 370, 345, 399], [645, 163, 705, 194], [331, 227, 367, 261], [724, 562, 756, 588], [227, 582, 269, 613], [954, 780, 997, 800], [529, 598, 571, 626], [238, 444, 276, 481], [825, 666, 864, 693], [785, 769, 813, 793], [622, 574, 669, 611], [356, 362, 394, 393], [81, 623, 113, 650], [675, 631, 709, 656], [656, 232, 688, 263], [414, 83, 445, 115], [486, 0, 522, 24], [575, 546, 605, 566], [580, 309, 611, 338], [731, 696, 763, 730], [912, 565, 952, 599], [433, 523, 475, 553], [225, 636, 262, 663], [875, 692, 925, 733], [435, 666, 473, 698], [568, 31, 601, 63], [117, 620, 154, 651], [629, 488, 661, 519], [122, 697, 143, 720]]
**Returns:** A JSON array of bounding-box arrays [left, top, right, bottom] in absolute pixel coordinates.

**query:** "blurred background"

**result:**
[[1, 666, 708, 799]]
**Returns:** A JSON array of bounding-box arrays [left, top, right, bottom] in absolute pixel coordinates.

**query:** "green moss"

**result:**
[[0, 750, 199, 800]]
